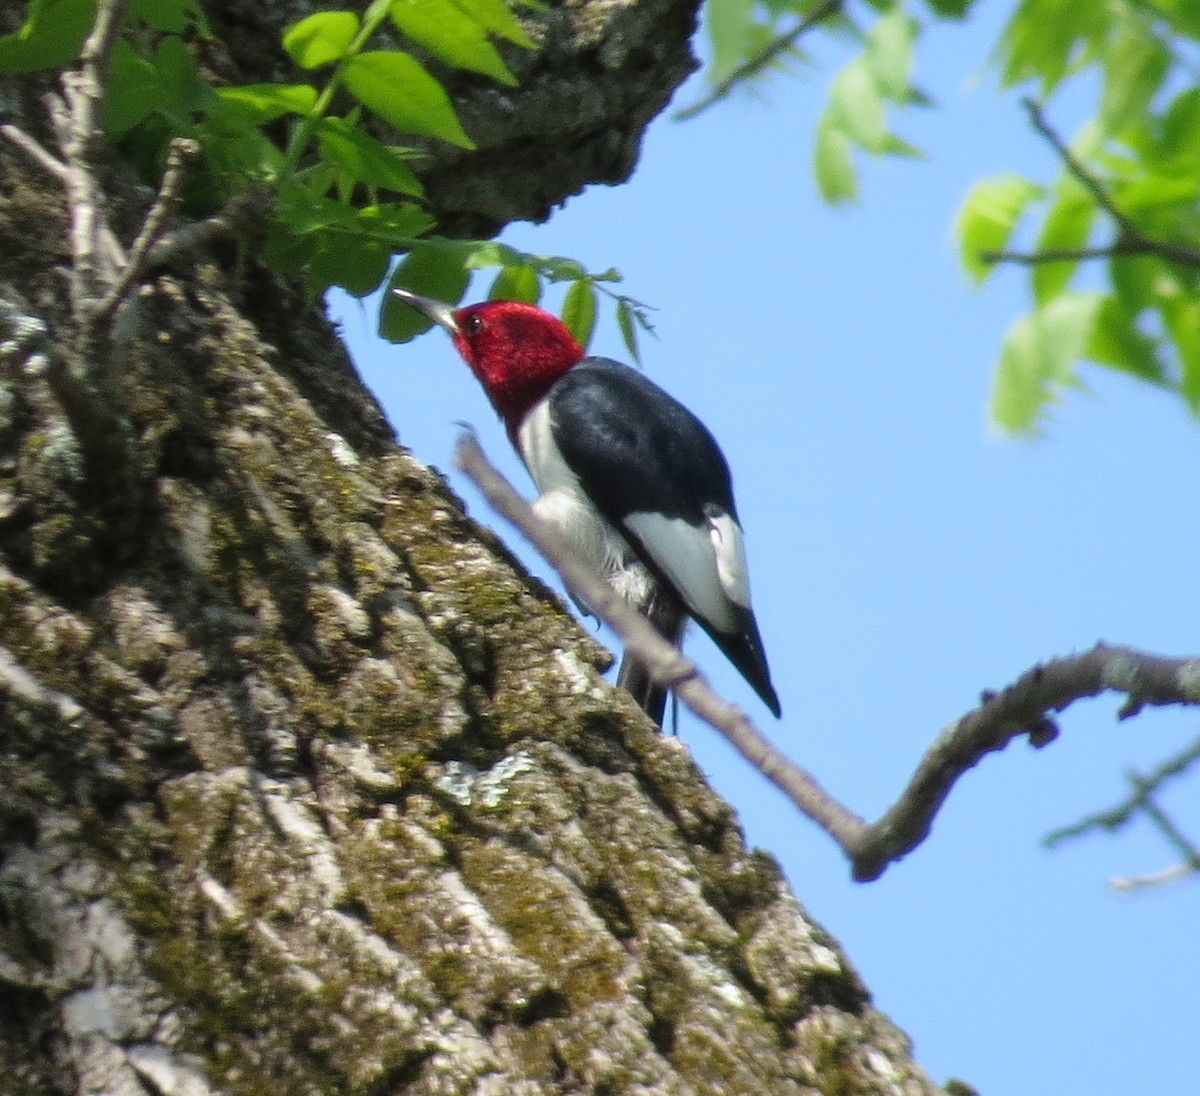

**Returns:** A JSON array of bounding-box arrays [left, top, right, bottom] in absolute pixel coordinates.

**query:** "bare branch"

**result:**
[[1021, 97, 1134, 234], [143, 188, 275, 272], [673, 0, 842, 122], [984, 100, 1200, 273], [1111, 862, 1197, 892], [853, 646, 1200, 880], [455, 437, 1200, 881], [1104, 769, 1200, 893], [96, 137, 200, 321], [982, 245, 1138, 266], [0, 123, 69, 181], [58, 0, 134, 317], [1044, 735, 1200, 846], [1126, 767, 1200, 864]]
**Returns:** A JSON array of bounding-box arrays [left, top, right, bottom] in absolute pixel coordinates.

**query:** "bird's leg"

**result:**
[[617, 586, 687, 729]]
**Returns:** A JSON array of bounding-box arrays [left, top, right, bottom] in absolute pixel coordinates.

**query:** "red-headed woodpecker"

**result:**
[[393, 288, 781, 725]]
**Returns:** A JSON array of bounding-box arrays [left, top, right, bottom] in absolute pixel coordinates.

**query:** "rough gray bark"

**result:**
[[0, 2, 950, 1093]]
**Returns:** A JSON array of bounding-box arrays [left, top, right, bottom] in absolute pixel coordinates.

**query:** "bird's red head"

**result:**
[[393, 290, 585, 432]]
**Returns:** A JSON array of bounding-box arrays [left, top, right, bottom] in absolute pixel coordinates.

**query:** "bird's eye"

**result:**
[[464, 314, 485, 337]]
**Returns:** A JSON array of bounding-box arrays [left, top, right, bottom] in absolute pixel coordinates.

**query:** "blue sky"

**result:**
[[339, 7, 1200, 1093]]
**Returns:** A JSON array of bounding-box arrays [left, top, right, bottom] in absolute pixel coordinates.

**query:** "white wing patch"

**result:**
[[623, 511, 743, 634], [707, 510, 750, 609]]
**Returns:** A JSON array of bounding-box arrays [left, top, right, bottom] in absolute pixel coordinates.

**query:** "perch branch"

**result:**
[[673, 0, 842, 122], [455, 436, 1200, 882], [852, 646, 1200, 880]]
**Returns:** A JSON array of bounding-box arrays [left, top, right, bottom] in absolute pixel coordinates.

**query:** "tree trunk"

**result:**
[[0, 2, 948, 1093]]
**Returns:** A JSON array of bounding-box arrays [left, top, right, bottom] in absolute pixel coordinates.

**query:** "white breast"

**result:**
[[517, 401, 656, 609]]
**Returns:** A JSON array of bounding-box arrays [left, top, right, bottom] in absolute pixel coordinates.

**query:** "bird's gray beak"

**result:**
[[391, 287, 459, 334]]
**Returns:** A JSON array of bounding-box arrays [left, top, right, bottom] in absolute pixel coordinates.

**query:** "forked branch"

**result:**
[[982, 98, 1200, 272]]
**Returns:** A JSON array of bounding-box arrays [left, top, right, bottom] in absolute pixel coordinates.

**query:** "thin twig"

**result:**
[[1044, 735, 1200, 846], [143, 188, 275, 272], [983, 100, 1200, 273], [1126, 768, 1200, 869], [0, 123, 69, 181], [97, 137, 200, 320], [852, 646, 1200, 880], [1110, 862, 1196, 892], [674, 0, 842, 122], [58, 0, 134, 316], [1021, 98, 1133, 232], [983, 245, 1137, 266]]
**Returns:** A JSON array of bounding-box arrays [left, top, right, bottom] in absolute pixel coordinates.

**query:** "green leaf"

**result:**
[[354, 203, 436, 244], [998, 0, 1107, 95], [1151, 88, 1200, 172], [153, 34, 216, 119], [830, 58, 887, 151], [381, 243, 473, 341], [1100, 21, 1169, 139], [814, 113, 858, 203], [617, 299, 641, 364], [538, 255, 589, 282], [464, 241, 531, 270], [104, 40, 161, 138], [453, 0, 536, 47], [276, 187, 360, 234], [261, 223, 318, 277], [196, 117, 286, 185], [866, 6, 914, 100], [1112, 171, 1200, 212], [311, 236, 390, 298], [1159, 293, 1200, 410], [283, 11, 361, 70], [706, 0, 755, 85], [131, 0, 203, 33], [217, 83, 319, 125], [955, 173, 1044, 284], [390, 0, 517, 85], [562, 280, 597, 349], [880, 133, 925, 158], [1086, 295, 1165, 386], [1031, 184, 1095, 304], [990, 291, 1103, 434], [316, 117, 424, 196], [344, 51, 475, 148], [488, 265, 542, 304], [0, 0, 94, 74], [925, 0, 973, 18]]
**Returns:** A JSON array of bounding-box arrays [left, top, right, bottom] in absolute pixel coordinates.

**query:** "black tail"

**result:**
[[704, 605, 781, 718], [617, 590, 686, 728]]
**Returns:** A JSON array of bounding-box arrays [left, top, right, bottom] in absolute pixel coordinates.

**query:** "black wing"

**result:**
[[548, 359, 780, 716]]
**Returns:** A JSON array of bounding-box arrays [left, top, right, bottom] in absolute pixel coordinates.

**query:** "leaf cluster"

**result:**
[[0, 0, 651, 357], [697, 0, 1200, 434], [956, 2, 1200, 433]]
